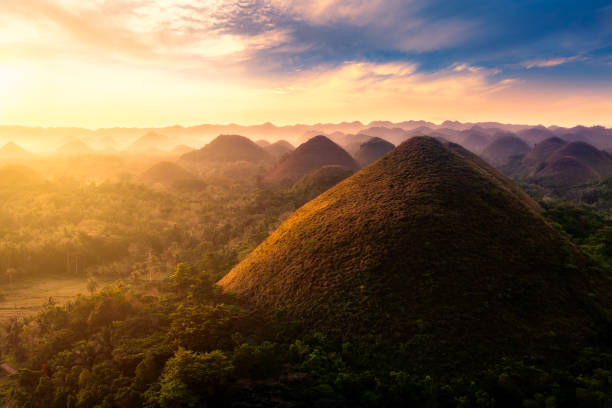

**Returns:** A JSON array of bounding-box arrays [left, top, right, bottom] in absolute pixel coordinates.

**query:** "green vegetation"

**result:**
[[5, 138, 612, 407]]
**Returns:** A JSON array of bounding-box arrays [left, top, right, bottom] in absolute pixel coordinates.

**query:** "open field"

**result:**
[[0, 277, 89, 322]]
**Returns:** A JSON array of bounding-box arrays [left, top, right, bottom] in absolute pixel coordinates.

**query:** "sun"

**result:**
[[0, 65, 21, 99]]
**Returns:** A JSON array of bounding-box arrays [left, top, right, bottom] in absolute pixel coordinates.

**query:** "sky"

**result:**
[[0, 0, 611, 128]]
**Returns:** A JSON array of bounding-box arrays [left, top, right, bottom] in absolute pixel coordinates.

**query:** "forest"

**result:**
[[3, 148, 612, 408]]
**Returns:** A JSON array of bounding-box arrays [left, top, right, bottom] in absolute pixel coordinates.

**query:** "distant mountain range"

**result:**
[[2, 121, 610, 155]]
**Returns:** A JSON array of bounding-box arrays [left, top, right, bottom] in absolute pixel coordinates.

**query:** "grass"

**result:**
[[0, 276, 89, 322]]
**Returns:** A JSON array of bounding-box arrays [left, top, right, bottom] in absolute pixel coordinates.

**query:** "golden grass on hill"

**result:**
[[220, 137, 612, 371]]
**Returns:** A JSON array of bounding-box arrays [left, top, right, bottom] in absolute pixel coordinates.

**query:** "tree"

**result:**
[[149, 348, 234, 407]]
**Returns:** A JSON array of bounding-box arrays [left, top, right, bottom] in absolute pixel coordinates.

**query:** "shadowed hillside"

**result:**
[[353, 137, 395, 167], [536, 156, 600, 187], [220, 137, 611, 371], [481, 135, 530, 165], [547, 141, 612, 177], [290, 165, 354, 205], [263, 135, 359, 184], [522, 136, 567, 167]]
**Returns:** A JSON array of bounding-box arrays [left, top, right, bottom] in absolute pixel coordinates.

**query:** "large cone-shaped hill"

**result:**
[[181, 135, 274, 165], [263, 136, 359, 184], [353, 137, 395, 167], [220, 137, 610, 366]]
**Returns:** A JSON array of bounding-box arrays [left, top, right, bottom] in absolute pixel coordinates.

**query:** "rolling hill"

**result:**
[[220, 136, 611, 370], [180, 134, 274, 165], [263, 135, 359, 184], [126, 132, 171, 152], [353, 137, 395, 167], [265, 140, 294, 159], [523, 136, 567, 166], [0, 141, 31, 159], [481, 135, 530, 165]]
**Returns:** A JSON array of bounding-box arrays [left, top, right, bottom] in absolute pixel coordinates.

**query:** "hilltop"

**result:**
[[180, 134, 274, 165], [264, 140, 294, 159], [0, 141, 31, 159], [263, 135, 359, 184], [220, 137, 611, 370], [126, 132, 171, 152], [353, 137, 395, 167]]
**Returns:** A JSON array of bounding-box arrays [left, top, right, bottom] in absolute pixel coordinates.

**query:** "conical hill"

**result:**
[[220, 137, 610, 366]]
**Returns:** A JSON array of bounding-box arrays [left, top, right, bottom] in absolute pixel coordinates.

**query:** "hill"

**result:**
[[535, 156, 600, 187], [57, 139, 96, 155], [126, 132, 171, 152], [290, 165, 354, 205], [547, 141, 612, 178], [353, 137, 395, 167], [138, 161, 198, 187], [171, 145, 195, 155], [180, 134, 274, 165], [0, 141, 31, 159], [263, 136, 359, 184], [481, 135, 530, 165], [255, 139, 271, 147], [523, 137, 567, 166], [220, 137, 611, 370], [265, 140, 294, 159]]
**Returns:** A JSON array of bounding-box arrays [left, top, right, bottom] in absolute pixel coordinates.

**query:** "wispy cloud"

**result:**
[[522, 56, 582, 69]]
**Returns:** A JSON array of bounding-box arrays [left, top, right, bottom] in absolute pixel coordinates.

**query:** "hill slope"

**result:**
[[481, 135, 530, 165], [547, 141, 612, 178], [220, 137, 610, 368], [181, 135, 274, 165], [265, 140, 294, 159], [353, 137, 395, 167], [523, 137, 567, 166], [57, 140, 96, 155], [138, 161, 198, 187], [263, 136, 359, 184], [0, 141, 31, 159]]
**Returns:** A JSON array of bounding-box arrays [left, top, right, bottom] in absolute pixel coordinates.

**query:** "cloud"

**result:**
[[522, 56, 582, 69]]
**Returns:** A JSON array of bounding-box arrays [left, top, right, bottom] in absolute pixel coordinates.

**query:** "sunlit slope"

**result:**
[[220, 137, 609, 355]]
